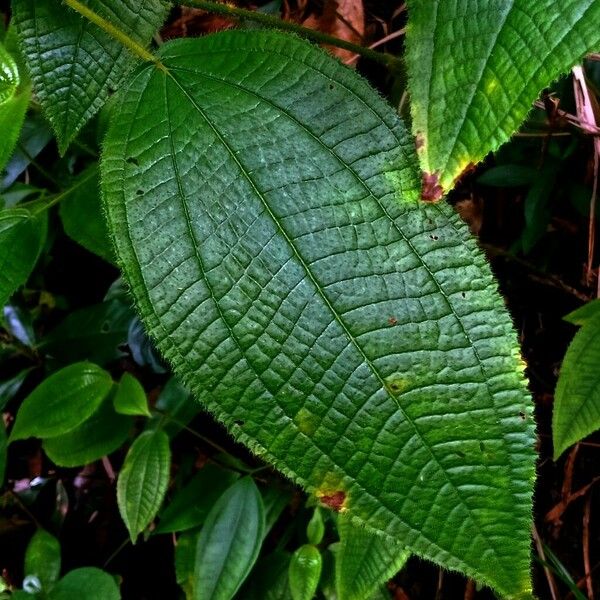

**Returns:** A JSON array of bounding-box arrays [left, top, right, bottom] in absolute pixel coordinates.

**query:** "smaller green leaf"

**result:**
[[40, 300, 134, 366], [553, 309, 600, 459], [43, 395, 132, 467], [0, 208, 46, 309], [117, 429, 171, 542], [24, 529, 61, 593], [155, 464, 239, 535], [564, 298, 600, 326], [193, 477, 265, 600], [335, 514, 409, 600], [113, 373, 150, 417], [289, 544, 322, 600], [0, 40, 19, 103], [48, 568, 119, 600], [306, 508, 325, 546], [59, 167, 115, 264], [175, 530, 198, 599], [10, 362, 113, 442]]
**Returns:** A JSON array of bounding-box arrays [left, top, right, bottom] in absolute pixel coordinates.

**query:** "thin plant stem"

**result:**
[[63, 0, 164, 68], [182, 0, 401, 70]]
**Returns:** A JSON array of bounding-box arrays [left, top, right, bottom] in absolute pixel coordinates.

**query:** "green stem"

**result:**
[[182, 0, 401, 70], [62, 0, 164, 68]]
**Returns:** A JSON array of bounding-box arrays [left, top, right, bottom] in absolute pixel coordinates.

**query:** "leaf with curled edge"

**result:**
[[102, 31, 536, 598], [406, 0, 600, 195]]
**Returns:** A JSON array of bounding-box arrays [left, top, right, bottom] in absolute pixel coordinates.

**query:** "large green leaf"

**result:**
[[0, 207, 46, 308], [335, 513, 410, 600], [102, 31, 535, 598], [193, 477, 265, 600], [117, 429, 171, 542], [553, 301, 600, 458], [12, 0, 170, 153], [406, 0, 600, 195], [9, 362, 113, 442]]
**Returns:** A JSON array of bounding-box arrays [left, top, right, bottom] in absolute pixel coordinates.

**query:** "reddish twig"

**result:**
[[533, 524, 560, 600], [583, 494, 594, 599]]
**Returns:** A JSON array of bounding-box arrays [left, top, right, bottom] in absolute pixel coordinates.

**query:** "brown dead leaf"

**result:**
[[302, 0, 365, 63], [161, 7, 235, 40]]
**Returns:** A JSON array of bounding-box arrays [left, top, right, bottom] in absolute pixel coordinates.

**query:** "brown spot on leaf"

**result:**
[[421, 172, 444, 202], [319, 490, 346, 512], [415, 133, 425, 151], [388, 316, 398, 326]]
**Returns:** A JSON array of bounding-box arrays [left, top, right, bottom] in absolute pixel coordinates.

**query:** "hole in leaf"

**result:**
[[126, 157, 139, 167]]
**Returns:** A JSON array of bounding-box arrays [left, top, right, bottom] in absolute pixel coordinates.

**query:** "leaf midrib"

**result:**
[[163, 66, 509, 565]]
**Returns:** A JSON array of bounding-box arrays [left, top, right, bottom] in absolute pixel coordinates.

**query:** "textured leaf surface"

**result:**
[[117, 429, 170, 542], [553, 303, 600, 458], [12, 0, 169, 153], [193, 478, 265, 600], [10, 362, 113, 441], [406, 0, 600, 194], [102, 32, 535, 597], [335, 514, 410, 600], [0, 207, 46, 308]]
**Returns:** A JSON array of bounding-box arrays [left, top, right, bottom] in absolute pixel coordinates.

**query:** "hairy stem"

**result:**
[[62, 0, 163, 67], [182, 0, 401, 70]]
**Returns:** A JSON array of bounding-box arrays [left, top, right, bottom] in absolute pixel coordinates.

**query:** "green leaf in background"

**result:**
[[151, 377, 200, 438], [0, 208, 46, 308], [155, 464, 239, 535], [335, 513, 410, 600], [175, 530, 198, 599], [477, 165, 537, 188], [117, 429, 170, 542], [0, 39, 30, 175], [193, 477, 265, 600], [0, 368, 31, 410], [43, 394, 133, 467], [48, 567, 119, 600], [9, 362, 113, 442], [59, 166, 115, 263], [306, 508, 325, 546], [553, 303, 600, 458], [406, 0, 600, 195], [12, 0, 170, 153], [40, 299, 134, 366], [102, 31, 535, 597], [113, 373, 150, 417], [289, 544, 322, 600], [242, 551, 293, 600], [262, 486, 291, 537], [24, 529, 61, 593]]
